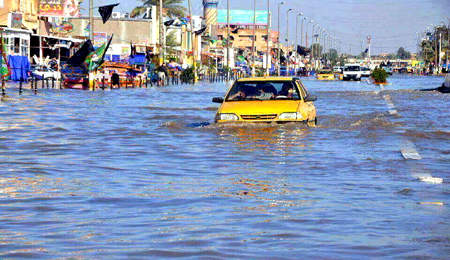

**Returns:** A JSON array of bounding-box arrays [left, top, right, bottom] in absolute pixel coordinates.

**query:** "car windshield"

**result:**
[[345, 66, 360, 71], [318, 70, 332, 74], [226, 81, 300, 101]]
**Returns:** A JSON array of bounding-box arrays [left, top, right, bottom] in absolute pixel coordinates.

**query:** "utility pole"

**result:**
[[265, 0, 270, 76], [89, 0, 93, 41], [159, 0, 164, 65], [188, 0, 197, 82], [251, 0, 256, 76], [226, 0, 230, 78], [37, 0, 43, 65]]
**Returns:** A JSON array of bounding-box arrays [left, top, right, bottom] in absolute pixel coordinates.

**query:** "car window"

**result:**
[[296, 80, 308, 100], [226, 81, 300, 101]]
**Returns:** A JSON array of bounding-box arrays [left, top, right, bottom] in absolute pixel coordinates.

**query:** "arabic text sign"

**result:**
[[217, 10, 269, 25], [39, 0, 80, 18]]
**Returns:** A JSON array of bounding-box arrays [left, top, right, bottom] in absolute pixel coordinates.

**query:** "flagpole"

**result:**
[[265, 0, 270, 77], [159, 0, 164, 65], [89, 0, 93, 41], [1, 28, 5, 95]]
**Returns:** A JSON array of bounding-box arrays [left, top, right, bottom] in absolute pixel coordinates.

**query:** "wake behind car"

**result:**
[[212, 77, 317, 125]]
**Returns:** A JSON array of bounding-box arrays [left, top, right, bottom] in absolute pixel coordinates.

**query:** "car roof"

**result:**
[[237, 77, 298, 82]]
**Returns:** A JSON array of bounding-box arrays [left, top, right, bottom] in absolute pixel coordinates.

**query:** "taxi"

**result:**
[[315, 69, 335, 81], [212, 77, 317, 125]]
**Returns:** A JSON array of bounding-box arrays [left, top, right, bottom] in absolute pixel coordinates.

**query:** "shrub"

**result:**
[[372, 68, 388, 83]]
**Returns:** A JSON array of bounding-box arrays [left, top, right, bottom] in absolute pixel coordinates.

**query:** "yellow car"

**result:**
[[316, 70, 335, 80], [212, 77, 317, 125]]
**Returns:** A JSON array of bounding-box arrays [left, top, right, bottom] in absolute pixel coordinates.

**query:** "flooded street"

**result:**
[[0, 75, 449, 258]]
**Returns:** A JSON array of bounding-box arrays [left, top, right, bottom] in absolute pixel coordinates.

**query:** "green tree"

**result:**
[[310, 43, 323, 58], [328, 48, 339, 66], [131, 0, 187, 18], [166, 31, 180, 47], [397, 47, 411, 60]]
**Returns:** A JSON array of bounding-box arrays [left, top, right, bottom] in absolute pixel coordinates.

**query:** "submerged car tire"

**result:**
[[307, 117, 318, 127]]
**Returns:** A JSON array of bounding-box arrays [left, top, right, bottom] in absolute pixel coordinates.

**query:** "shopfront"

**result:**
[[1, 27, 31, 57]]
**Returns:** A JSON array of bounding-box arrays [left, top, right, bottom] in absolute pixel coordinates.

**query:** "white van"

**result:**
[[343, 64, 362, 81]]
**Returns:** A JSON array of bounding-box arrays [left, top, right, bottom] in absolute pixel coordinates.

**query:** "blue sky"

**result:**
[[81, 0, 450, 55]]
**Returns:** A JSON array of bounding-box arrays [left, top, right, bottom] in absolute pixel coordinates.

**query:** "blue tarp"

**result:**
[[7, 55, 30, 81], [128, 54, 145, 65]]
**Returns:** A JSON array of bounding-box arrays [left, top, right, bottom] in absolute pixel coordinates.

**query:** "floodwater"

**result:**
[[0, 75, 449, 259]]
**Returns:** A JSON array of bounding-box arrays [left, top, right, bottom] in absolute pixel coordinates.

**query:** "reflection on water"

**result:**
[[0, 75, 449, 258]]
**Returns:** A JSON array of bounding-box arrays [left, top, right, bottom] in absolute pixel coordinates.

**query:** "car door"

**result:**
[[296, 80, 316, 121]]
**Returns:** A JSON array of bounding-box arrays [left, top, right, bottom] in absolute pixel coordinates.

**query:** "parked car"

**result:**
[[361, 67, 371, 77], [212, 76, 317, 126]]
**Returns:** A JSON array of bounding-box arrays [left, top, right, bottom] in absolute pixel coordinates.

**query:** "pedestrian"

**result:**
[[111, 70, 120, 88], [157, 63, 168, 86]]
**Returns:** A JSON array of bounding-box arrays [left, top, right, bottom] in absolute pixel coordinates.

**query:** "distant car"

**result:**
[[316, 69, 335, 81], [343, 64, 362, 81], [32, 66, 61, 80], [212, 76, 317, 126], [333, 66, 343, 73], [361, 67, 371, 77], [381, 66, 393, 75]]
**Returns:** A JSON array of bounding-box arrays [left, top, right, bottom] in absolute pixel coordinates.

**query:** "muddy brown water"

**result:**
[[0, 75, 449, 258]]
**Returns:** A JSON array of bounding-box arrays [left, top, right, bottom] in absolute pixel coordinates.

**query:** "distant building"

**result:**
[[68, 7, 159, 57]]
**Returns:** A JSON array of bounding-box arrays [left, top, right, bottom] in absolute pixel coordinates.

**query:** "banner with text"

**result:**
[[39, 0, 80, 18]]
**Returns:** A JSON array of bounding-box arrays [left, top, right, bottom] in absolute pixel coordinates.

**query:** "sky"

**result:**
[[80, 0, 450, 55]]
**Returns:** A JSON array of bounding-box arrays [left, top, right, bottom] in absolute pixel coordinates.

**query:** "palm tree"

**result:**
[[131, 0, 187, 19]]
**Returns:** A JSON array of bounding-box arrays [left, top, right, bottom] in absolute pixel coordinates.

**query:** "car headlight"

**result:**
[[216, 113, 239, 121], [278, 112, 303, 120]]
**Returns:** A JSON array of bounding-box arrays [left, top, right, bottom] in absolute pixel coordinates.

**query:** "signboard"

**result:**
[[93, 32, 108, 47], [217, 10, 269, 25], [52, 21, 74, 33], [269, 31, 279, 43], [39, 0, 80, 18], [7, 12, 22, 29], [120, 46, 130, 59]]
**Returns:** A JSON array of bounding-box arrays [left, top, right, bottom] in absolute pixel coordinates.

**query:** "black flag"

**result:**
[[145, 47, 151, 61], [231, 28, 240, 34], [195, 27, 207, 35], [164, 20, 175, 26], [98, 35, 114, 68], [297, 45, 310, 56], [130, 41, 137, 58], [66, 40, 95, 66], [98, 4, 119, 24]]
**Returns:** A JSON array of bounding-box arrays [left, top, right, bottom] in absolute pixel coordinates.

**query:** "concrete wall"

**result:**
[[68, 16, 158, 47]]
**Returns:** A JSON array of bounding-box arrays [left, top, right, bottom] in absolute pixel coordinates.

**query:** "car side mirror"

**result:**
[[305, 95, 317, 102], [212, 97, 224, 103]]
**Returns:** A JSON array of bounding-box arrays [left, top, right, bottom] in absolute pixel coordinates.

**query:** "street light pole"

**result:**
[[295, 13, 303, 74], [301, 17, 306, 49], [311, 23, 316, 68], [251, 0, 257, 76], [266, 0, 270, 76], [227, 0, 230, 77], [286, 8, 293, 76], [277, 2, 286, 76]]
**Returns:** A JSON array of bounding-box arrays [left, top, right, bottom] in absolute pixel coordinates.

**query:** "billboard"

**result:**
[[39, 0, 80, 18], [217, 10, 269, 26], [8, 13, 23, 29], [93, 32, 108, 47]]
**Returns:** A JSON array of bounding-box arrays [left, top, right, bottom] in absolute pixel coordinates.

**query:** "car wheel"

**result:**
[[307, 117, 318, 127]]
